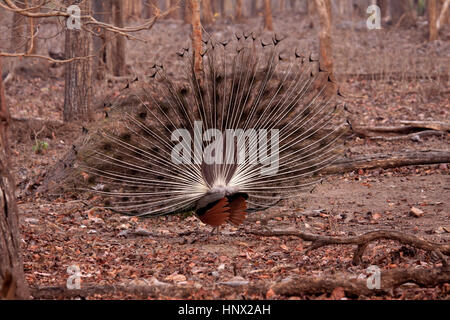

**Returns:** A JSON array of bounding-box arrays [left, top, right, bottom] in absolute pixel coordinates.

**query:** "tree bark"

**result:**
[[437, 0, 450, 30], [0, 56, 29, 299], [185, 0, 192, 23], [315, 0, 333, 72], [9, 1, 27, 53], [63, 0, 93, 122], [263, 0, 274, 30], [170, 0, 180, 19], [191, 0, 203, 79], [236, 0, 243, 21], [142, 0, 157, 19], [428, 0, 438, 40], [202, 0, 214, 24], [322, 150, 450, 174], [92, 0, 113, 80], [112, 0, 127, 76]]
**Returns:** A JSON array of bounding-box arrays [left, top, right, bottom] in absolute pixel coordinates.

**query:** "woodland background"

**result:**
[[0, 0, 449, 300]]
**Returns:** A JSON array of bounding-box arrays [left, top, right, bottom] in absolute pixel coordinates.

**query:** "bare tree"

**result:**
[[263, 0, 274, 30], [0, 56, 29, 299], [185, 0, 192, 23], [92, 0, 113, 80], [315, 0, 333, 72], [9, 1, 25, 53], [142, 0, 157, 19], [202, 0, 214, 24], [191, 0, 203, 79], [437, 0, 450, 31], [236, 0, 244, 21], [63, 0, 93, 122], [112, 0, 127, 76], [428, 0, 438, 40]]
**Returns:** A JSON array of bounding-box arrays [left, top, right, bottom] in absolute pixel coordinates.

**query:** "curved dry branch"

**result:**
[[248, 229, 449, 265]]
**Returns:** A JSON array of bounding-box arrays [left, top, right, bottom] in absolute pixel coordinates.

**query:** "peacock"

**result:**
[[44, 32, 348, 228]]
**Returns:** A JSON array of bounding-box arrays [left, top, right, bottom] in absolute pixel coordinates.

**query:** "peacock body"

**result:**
[[48, 33, 347, 227]]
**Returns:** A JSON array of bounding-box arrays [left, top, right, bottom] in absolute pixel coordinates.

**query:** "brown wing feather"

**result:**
[[198, 197, 230, 227], [227, 196, 247, 226]]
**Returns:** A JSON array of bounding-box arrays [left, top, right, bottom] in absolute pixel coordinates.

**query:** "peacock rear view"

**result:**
[[47, 33, 348, 227]]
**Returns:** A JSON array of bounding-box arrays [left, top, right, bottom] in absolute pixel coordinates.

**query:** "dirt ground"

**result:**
[[4, 12, 450, 299]]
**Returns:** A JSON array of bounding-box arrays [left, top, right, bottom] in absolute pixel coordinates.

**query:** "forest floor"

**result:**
[[4, 13, 450, 299]]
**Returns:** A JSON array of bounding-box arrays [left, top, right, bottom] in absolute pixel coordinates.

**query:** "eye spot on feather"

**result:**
[[166, 123, 175, 132], [138, 111, 147, 119], [140, 128, 151, 137], [302, 107, 311, 117], [128, 169, 138, 175], [120, 133, 132, 142], [215, 75, 223, 84], [179, 87, 189, 95], [160, 103, 170, 114]]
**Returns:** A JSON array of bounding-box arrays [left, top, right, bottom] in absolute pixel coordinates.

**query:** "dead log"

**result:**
[[366, 130, 445, 142], [271, 266, 450, 297], [339, 72, 448, 82], [322, 150, 450, 174], [30, 265, 449, 299], [351, 121, 450, 138], [399, 121, 450, 132]]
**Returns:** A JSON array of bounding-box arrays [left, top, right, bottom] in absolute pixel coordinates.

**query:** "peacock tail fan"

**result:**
[[41, 33, 349, 222]]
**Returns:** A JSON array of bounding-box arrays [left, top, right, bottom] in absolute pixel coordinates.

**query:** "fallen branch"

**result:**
[[351, 121, 449, 139], [399, 121, 450, 132], [271, 266, 450, 297], [339, 72, 448, 82], [248, 229, 449, 265], [322, 150, 450, 174], [30, 266, 449, 299], [366, 130, 445, 142], [246, 209, 323, 224]]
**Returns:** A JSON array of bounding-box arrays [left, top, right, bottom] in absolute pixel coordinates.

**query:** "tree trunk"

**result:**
[[428, 0, 438, 40], [92, 0, 113, 80], [315, 0, 333, 72], [185, 0, 192, 23], [0, 56, 29, 300], [308, 0, 315, 16], [379, 0, 392, 23], [202, 0, 214, 24], [290, 0, 297, 12], [9, 1, 27, 53], [251, 0, 260, 17], [263, 0, 274, 30], [142, 0, 156, 19], [191, 0, 203, 79], [112, 0, 127, 76], [219, 0, 226, 17], [437, 0, 450, 30], [391, 0, 415, 26], [236, 0, 243, 20], [170, 0, 180, 19], [63, 0, 93, 122], [278, 0, 286, 13]]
